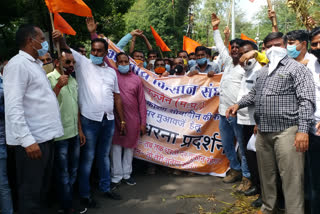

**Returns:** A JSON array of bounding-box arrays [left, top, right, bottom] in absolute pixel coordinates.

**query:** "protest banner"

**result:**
[[102, 37, 229, 177]]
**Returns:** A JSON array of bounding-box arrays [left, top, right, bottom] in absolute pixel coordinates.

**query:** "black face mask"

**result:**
[[171, 65, 184, 75], [311, 49, 320, 61]]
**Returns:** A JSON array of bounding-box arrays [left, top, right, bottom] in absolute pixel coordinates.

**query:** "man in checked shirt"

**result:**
[[226, 32, 315, 214]]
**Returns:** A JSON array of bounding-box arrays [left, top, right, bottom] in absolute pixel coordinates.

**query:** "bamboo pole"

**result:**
[[49, 12, 64, 75], [267, 0, 277, 27]]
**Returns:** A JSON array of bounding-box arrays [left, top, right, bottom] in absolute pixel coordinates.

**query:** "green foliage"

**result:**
[[124, 0, 194, 57]]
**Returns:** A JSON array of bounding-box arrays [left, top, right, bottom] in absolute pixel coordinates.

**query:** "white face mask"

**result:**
[[266, 46, 287, 75], [243, 58, 257, 71]]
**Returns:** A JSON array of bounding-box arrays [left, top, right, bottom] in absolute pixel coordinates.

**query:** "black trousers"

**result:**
[[242, 125, 260, 190], [15, 140, 54, 214]]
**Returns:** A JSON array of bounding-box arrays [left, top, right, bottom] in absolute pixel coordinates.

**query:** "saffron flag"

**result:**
[[240, 33, 257, 44], [183, 36, 201, 54], [150, 26, 171, 52], [54, 13, 76, 35], [45, 0, 92, 17]]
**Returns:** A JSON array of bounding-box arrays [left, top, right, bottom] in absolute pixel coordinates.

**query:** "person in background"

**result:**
[[111, 52, 146, 189], [4, 24, 64, 214], [177, 50, 189, 68], [131, 50, 145, 68], [154, 58, 166, 76], [188, 52, 196, 68], [54, 29, 126, 208], [188, 46, 220, 77], [47, 49, 87, 214], [146, 50, 158, 70], [76, 45, 87, 56], [39, 52, 54, 74]]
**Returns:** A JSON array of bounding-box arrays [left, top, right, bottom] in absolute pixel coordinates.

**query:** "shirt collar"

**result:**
[[279, 55, 289, 66], [19, 50, 43, 66]]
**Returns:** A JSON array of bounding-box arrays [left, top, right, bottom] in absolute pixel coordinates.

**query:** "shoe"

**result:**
[[223, 169, 242, 183], [80, 197, 97, 209], [123, 177, 136, 186], [73, 203, 88, 214], [236, 177, 252, 193], [244, 186, 259, 196], [251, 195, 262, 208], [104, 190, 122, 200], [110, 181, 121, 191]]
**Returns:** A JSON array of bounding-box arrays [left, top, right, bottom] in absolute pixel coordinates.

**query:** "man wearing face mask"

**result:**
[[188, 46, 220, 77], [226, 32, 315, 214], [211, 13, 250, 185], [47, 49, 87, 214], [3, 25, 64, 213], [39, 52, 54, 74], [154, 58, 167, 76], [236, 40, 262, 201], [54, 31, 126, 208], [285, 30, 309, 64], [111, 52, 147, 188]]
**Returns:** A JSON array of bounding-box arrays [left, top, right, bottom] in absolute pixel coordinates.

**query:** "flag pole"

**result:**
[[267, 0, 277, 27], [157, 46, 164, 59], [231, 0, 235, 39], [49, 12, 64, 75]]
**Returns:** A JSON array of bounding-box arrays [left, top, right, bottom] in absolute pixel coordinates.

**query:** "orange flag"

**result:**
[[183, 36, 201, 54], [45, 0, 92, 17], [150, 26, 171, 52], [241, 33, 257, 43], [54, 13, 76, 35]]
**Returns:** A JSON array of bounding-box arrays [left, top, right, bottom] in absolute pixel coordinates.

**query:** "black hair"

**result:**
[[188, 52, 195, 57], [91, 38, 108, 51], [263, 32, 287, 45], [212, 52, 219, 57], [195, 46, 207, 54], [15, 24, 38, 48], [147, 50, 158, 58], [240, 40, 258, 50], [205, 48, 212, 56], [309, 27, 320, 41], [131, 50, 144, 58], [116, 52, 129, 61], [154, 58, 165, 66], [230, 38, 242, 46], [177, 50, 188, 56], [286, 30, 309, 46]]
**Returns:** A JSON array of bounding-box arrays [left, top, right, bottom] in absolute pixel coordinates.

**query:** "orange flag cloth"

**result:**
[[150, 26, 171, 52], [240, 33, 257, 43], [45, 0, 92, 17], [54, 13, 76, 35], [183, 36, 201, 54]]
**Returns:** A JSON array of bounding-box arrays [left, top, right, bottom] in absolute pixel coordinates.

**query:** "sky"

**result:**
[[238, 0, 268, 23]]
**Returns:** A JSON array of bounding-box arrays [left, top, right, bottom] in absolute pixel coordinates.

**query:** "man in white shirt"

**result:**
[[236, 40, 262, 202], [3, 24, 64, 214], [53, 31, 126, 208], [211, 13, 250, 185]]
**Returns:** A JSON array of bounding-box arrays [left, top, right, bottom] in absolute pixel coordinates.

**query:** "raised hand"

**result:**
[[52, 30, 62, 41], [211, 13, 220, 28], [86, 16, 98, 33], [130, 29, 143, 37], [224, 26, 230, 38], [268, 9, 276, 21]]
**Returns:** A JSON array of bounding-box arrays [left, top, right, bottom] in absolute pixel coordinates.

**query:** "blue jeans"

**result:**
[[305, 133, 320, 214], [78, 115, 115, 198], [0, 144, 13, 214], [54, 136, 80, 209], [219, 115, 250, 178]]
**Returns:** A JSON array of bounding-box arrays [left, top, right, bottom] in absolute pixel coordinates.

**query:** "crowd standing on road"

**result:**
[[0, 8, 320, 214]]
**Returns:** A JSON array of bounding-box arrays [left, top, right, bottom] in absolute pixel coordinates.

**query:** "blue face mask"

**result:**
[[287, 44, 301, 59], [90, 54, 104, 65], [143, 61, 147, 68], [118, 65, 130, 74], [33, 39, 49, 57], [196, 57, 207, 65], [188, 59, 196, 67], [165, 64, 171, 72]]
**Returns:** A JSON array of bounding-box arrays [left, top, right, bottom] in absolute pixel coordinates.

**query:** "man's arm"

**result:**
[[137, 79, 147, 136], [78, 111, 86, 146], [223, 26, 230, 48], [293, 66, 316, 152], [114, 93, 126, 135], [211, 13, 231, 65], [268, 9, 278, 32], [141, 34, 153, 51], [3, 63, 42, 159], [116, 29, 143, 50]]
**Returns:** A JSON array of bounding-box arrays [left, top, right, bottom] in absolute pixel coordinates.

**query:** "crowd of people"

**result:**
[[0, 8, 319, 214]]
